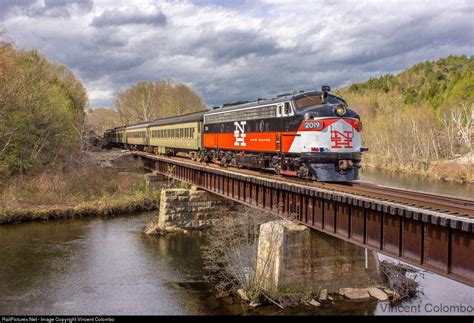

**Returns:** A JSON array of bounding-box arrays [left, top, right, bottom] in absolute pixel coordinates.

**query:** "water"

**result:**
[[0, 213, 472, 315], [359, 166, 474, 199], [0, 213, 218, 315]]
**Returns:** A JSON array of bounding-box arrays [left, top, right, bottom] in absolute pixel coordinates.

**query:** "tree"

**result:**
[[0, 37, 88, 177], [113, 80, 207, 125], [86, 108, 121, 137]]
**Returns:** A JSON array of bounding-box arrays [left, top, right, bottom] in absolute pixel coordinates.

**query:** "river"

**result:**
[[0, 212, 472, 316], [359, 166, 474, 199]]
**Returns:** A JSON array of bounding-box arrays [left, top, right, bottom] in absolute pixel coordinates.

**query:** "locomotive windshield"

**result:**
[[295, 93, 347, 109]]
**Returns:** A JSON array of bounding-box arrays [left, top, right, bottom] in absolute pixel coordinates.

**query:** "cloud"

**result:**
[[0, 0, 93, 19], [1, 0, 472, 107], [90, 7, 167, 27], [0, 0, 36, 19]]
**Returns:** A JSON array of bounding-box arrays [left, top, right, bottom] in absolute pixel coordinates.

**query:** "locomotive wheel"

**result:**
[[220, 157, 228, 167]]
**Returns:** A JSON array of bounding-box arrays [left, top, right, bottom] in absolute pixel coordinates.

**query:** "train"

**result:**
[[104, 86, 367, 181]]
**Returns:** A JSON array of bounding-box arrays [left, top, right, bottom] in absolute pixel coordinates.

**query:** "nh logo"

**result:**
[[234, 121, 246, 146], [331, 130, 353, 148]]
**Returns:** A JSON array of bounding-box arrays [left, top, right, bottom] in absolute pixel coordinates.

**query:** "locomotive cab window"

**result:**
[[277, 102, 294, 117], [295, 94, 325, 109], [284, 102, 294, 116]]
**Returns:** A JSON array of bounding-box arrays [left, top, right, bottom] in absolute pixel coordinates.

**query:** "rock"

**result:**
[[236, 289, 249, 302], [318, 289, 328, 301], [226, 304, 248, 315], [339, 288, 371, 300], [144, 223, 165, 235], [215, 291, 230, 299], [308, 299, 321, 307], [164, 226, 187, 233], [249, 302, 262, 308], [368, 287, 388, 301], [206, 296, 220, 310], [383, 288, 395, 296], [221, 297, 234, 305]]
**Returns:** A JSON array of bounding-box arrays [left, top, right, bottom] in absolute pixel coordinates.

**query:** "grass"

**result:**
[[0, 167, 161, 224]]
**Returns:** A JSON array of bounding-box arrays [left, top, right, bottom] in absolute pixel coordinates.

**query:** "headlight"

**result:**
[[335, 104, 346, 117]]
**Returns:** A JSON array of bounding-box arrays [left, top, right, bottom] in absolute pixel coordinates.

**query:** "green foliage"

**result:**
[[340, 55, 473, 174], [0, 40, 88, 177], [347, 55, 473, 109]]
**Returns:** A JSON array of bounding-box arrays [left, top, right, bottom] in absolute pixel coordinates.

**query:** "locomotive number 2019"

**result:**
[[303, 121, 323, 129]]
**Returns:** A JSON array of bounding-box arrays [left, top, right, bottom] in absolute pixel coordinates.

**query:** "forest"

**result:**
[[0, 37, 88, 179], [87, 80, 206, 136], [336, 55, 473, 182]]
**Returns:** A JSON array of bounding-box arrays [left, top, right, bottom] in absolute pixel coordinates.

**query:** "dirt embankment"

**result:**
[[0, 149, 160, 225]]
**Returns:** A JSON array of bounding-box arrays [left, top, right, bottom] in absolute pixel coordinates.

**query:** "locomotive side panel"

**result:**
[[203, 103, 300, 153]]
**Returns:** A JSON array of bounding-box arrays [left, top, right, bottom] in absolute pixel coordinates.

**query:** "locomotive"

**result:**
[[104, 86, 367, 181]]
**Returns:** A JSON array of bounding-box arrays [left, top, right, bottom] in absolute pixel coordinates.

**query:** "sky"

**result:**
[[1, 0, 473, 108]]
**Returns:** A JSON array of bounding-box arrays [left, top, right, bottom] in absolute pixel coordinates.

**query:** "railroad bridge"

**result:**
[[132, 151, 474, 287]]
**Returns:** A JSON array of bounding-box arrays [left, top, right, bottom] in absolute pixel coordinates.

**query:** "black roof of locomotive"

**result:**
[[204, 90, 347, 116]]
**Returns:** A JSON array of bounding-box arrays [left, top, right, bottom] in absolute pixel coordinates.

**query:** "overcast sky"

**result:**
[[1, 0, 473, 107]]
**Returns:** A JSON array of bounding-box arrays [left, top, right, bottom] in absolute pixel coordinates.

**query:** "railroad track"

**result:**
[[132, 151, 474, 217], [327, 182, 474, 217]]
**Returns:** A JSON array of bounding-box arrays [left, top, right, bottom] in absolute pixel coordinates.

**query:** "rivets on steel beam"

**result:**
[[430, 215, 440, 225], [461, 222, 472, 232], [422, 213, 431, 223], [413, 212, 421, 220], [450, 220, 461, 230], [439, 217, 450, 227]]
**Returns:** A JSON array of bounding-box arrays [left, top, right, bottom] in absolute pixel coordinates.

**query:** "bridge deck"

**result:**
[[132, 151, 474, 286]]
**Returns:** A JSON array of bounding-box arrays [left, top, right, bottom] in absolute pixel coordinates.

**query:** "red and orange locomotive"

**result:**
[[200, 86, 366, 181]]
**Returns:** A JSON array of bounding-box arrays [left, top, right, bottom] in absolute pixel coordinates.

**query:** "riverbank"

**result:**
[[0, 166, 161, 225], [363, 153, 474, 184]]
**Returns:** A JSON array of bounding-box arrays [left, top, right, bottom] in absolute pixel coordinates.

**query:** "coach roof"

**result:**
[[148, 110, 206, 127]]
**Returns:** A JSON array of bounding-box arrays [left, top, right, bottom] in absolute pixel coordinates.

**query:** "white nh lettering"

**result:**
[[234, 121, 246, 146]]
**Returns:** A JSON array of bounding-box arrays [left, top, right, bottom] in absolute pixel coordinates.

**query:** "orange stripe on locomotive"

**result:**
[[203, 131, 298, 153]]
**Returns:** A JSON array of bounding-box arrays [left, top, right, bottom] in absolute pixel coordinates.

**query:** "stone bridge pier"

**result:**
[[256, 220, 379, 295], [146, 187, 236, 233]]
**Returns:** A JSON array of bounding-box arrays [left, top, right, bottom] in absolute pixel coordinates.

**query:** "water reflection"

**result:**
[[0, 214, 215, 315], [0, 212, 471, 316], [359, 166, 474, 199]]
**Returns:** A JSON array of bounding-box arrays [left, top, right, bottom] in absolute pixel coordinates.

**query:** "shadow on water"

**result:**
[[0, 212, 470, 315]]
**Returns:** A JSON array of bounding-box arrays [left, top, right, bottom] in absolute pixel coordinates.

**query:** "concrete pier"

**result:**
[[256, 220, 378, 294]]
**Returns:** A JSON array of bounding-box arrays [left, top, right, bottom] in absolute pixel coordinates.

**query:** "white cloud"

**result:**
[[1, 0, 473, 107]]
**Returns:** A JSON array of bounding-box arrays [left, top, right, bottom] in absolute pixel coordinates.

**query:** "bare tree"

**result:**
[[202, 206, 284, 304], [113, 80, 207, 125]]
